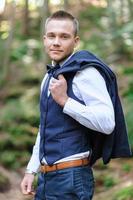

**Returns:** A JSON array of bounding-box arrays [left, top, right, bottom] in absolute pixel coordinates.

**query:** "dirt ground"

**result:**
[[0, 166, 33, 200]]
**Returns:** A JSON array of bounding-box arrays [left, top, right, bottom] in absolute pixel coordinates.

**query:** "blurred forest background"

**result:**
[[0, 0, 133, 200]]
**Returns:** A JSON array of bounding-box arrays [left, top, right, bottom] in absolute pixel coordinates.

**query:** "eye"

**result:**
[[47, 34, 55, 39], [61, 34, 70, 39]]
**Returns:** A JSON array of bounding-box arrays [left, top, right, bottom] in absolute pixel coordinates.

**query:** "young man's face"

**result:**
[[43, 19, 79, 63]]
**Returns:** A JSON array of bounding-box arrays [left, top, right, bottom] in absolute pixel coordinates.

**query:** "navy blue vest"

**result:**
[[39, 70, 91, 165], [39, 50, 132, 166]]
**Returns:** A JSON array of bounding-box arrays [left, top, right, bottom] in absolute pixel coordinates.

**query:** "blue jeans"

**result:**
[[34, 165, 95, 200]]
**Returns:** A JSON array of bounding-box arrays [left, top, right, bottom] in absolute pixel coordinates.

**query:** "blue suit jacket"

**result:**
[[48, 50, 132, 165]]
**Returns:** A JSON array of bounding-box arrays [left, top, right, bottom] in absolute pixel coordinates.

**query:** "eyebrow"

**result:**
[[46, 32, 72, 35]]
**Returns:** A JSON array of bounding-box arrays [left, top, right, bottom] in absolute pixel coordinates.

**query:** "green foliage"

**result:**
[[80, 5, 106, 28], [79, 3, 133, 61], [103, 176, 116, 188], [33, 174, 39, 189], [0, 133, 35, 151], [0, 150, 31, 169], [109, 22, 133, 59], [113, 186, 133, 200], [94, 160, 108, 170], [10, 39, 42, 62], [80, 33, 109, 59], [123, 79, 133, 150], [79, 5, 108, 59], [0, 38, 5, 67], [94, 170, 117, 192], [0, 81, 40, 169], [123, 67, 133, 75], [0, 172, 10, 192], [122, 163, 132, 173], [0, 94, 39, 169], [126, 106, 133, 149], [10, 43, 28, 61], [124, 81, 133, 98], [20, 76, 40, 86], [0, 98, 39, 127]]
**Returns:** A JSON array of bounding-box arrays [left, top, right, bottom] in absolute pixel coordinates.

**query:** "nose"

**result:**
[[53, 37, 61, 46]]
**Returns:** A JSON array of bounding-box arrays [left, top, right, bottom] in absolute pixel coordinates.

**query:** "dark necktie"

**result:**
[[47, 63, 60, 70]]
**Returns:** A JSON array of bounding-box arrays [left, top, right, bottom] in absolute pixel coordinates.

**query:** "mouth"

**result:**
[[50, 49, 63, 52]]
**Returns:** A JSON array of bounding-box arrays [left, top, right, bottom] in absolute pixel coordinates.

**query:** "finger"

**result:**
[[28, 190, 36, 195], [49, 82, 58, 88], [22, 187, 28, 195], [51, 78, 58, 83], [27, 182, 32, 193], [21, 182, 28, 194], [21, 185, 35, 195], [58, 74, 65, 80]]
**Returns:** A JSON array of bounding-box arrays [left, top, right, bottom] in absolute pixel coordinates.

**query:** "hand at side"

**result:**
[[21, 173, 35, 195]]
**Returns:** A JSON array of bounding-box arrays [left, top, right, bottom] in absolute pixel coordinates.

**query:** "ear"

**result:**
[[43, 35, 46, 46], [74, 36, 80, 48]]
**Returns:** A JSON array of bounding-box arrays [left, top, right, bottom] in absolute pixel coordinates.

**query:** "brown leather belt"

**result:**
[[41, 158, 90, 173]]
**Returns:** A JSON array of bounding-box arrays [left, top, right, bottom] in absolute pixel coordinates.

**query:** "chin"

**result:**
[[49, 53, 71, 63], [51, 56, 63, 63]]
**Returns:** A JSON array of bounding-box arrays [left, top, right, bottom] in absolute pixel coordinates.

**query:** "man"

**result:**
[[21, 10, 131, 200]]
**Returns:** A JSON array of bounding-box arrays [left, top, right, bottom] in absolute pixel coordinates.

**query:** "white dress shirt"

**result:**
[[26, 61, 115, 173]]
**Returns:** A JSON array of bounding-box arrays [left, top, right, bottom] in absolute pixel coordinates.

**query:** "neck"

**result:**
[[52, 53, 74, 67]]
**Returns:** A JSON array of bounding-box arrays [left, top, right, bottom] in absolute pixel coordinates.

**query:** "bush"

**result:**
[[122, 163, 132, 173], [125, 101, 133, 150], [103, 176, 116, 188], [0, 150, 31, 169], [113, 186, 133, 200], [0, 98, 40, 129]]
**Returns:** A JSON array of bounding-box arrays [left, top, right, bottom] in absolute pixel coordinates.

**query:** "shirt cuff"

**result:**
[[25, 169, 37, 175]]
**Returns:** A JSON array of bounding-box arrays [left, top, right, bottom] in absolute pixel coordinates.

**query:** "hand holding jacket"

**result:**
[[49, 74, 68, 107]]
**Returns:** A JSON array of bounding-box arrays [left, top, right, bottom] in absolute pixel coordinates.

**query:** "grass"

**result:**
[[113, 186, 133, 200]]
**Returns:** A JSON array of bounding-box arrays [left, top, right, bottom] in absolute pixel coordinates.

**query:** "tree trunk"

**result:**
[[0, 1, 16, 87], [63, 0, 69, 11], [120, 0, 125, 24], [107, 0, 117, 29], [22, 0, 29, 36], [40, 0, 50, 67], [127, 0, 133, 20]]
